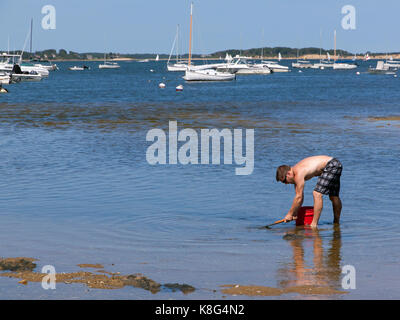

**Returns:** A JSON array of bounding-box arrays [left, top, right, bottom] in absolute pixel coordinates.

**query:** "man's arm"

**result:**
[[284, 178, 304, 222]]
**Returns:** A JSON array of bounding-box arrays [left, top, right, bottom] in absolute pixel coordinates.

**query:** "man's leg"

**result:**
[[330, 195, 342, 224], [311, 191, 323, 228]]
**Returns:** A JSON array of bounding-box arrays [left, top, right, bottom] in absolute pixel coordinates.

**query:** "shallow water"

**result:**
[[0, 60, 399, 299]]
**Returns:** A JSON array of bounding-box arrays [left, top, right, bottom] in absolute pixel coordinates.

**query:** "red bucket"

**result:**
[[296, 206, 314, 226]]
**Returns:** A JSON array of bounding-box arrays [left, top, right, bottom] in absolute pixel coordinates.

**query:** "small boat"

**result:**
[[99, 62, 120, 69], [137, 59, 150, 63], [167, 25, 189, 71], [167, 63, 188, 71], [292, 60, 313, 69], [234, 58, 273, 74], [30, 59, 58, 71], [384, 58, 400, 69], [0, 72, 11, 84], [9, 64, 42, 82], [235, 65, 272, 75], [99, 53, 120, 69], [216, 56, 251, 73], [312, 60, 334, 69], [292, 48, 311, 69], [183, 68, 236, 81], [368, 61, 396, 74], [262, 60, 289, 72], [182, 3, 235, 82], [69, 65, 90, 71], [155, 55, 159, 61], [333, 60, 358, 70]]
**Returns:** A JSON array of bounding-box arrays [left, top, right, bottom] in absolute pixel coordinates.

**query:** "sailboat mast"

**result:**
[[261, 28, 264, 60], [30, 18, 33, 58], [334, 30, 336, 61], [177, 24, 179, 63], [188, 2, 193, 66], [319, 28, 322, 61]]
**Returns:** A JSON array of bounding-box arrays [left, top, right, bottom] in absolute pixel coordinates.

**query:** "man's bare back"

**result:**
[[292, 155, 333, 182]]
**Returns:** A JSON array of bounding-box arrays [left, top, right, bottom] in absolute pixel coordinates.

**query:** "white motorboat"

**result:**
[[312, 60, 334, 69], [262, 52, 289, 72], [261, 60, 289, 72], [384, 59, 400, 69], [368, 61, 396, 74], [183, 68, 235, 81], [219, 57, 272, 74], [235, 65, 272, 75], [333, 61, 358, 70], [0, 55, 49, 77], [69, 65, 90, 71], [216, 56, 251, 73], [19, 62, 49, 76], [292, 60, 313, 69], [10, 72, 42, 82], [30, 59, 58, 71], [8, 64, 42, 82], [137, 59, 150, 63]]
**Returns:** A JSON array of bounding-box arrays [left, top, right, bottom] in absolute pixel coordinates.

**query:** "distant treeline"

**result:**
[[212, 47, 352, 58], [2, 47, 400, 60]]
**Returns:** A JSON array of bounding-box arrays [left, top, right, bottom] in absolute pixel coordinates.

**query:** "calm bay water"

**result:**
[[0, 60, 399, 299]]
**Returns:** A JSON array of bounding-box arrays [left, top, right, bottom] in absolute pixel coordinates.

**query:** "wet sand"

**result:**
[[0, 257, 194, 293], [0, 256, 348, 297], [220, 284, 346, 297]]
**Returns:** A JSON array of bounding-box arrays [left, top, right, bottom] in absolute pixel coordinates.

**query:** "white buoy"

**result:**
[[298, 70, 302, 73], [150, 69, 154, 72], [356, 72, 360, 75], [176, 84, 183, 91], [394, 74, 398, 78], [159, 83, 166, 88], [321, 67, 325, 70]]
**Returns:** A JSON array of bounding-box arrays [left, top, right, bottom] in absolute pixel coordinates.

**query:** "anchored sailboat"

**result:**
[[183, 3, 235, 81], [99, 52, 120, 69], [332, 30, 357, 70], [167, 24, 188, 71]]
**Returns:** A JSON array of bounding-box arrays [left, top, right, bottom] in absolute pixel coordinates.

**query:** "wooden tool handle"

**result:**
[[265, 219, 286, 228]]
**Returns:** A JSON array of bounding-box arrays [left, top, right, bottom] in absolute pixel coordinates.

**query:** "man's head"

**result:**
[[276, 165, 293, 184]]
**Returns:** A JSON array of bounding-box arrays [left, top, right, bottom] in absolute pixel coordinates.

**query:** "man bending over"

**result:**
[[276, 155, 343, 228]]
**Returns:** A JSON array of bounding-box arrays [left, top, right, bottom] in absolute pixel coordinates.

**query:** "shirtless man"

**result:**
[[276, 155, 343, 228]]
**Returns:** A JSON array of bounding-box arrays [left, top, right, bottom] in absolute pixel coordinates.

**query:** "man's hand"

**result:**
[[284, 212, 297, 223]]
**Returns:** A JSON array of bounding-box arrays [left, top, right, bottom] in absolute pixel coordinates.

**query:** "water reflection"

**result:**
[[279, 226, 343, 293]]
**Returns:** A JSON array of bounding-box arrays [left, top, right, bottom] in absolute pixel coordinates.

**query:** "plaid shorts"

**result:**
[[314, 158, 342, 196]]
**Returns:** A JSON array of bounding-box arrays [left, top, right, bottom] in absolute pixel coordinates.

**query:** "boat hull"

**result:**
[[333, 63, 357, 70], [183, 69, 235, 81], [99, 64, 120, 69], [167, 64, 188, 71], [236, 67, 272, 75]]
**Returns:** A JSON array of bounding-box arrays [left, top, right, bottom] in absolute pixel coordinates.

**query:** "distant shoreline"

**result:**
[[25, 54, 398, 63]]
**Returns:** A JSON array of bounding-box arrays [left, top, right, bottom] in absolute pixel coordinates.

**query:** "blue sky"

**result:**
[[0, 0, 399, 54]]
